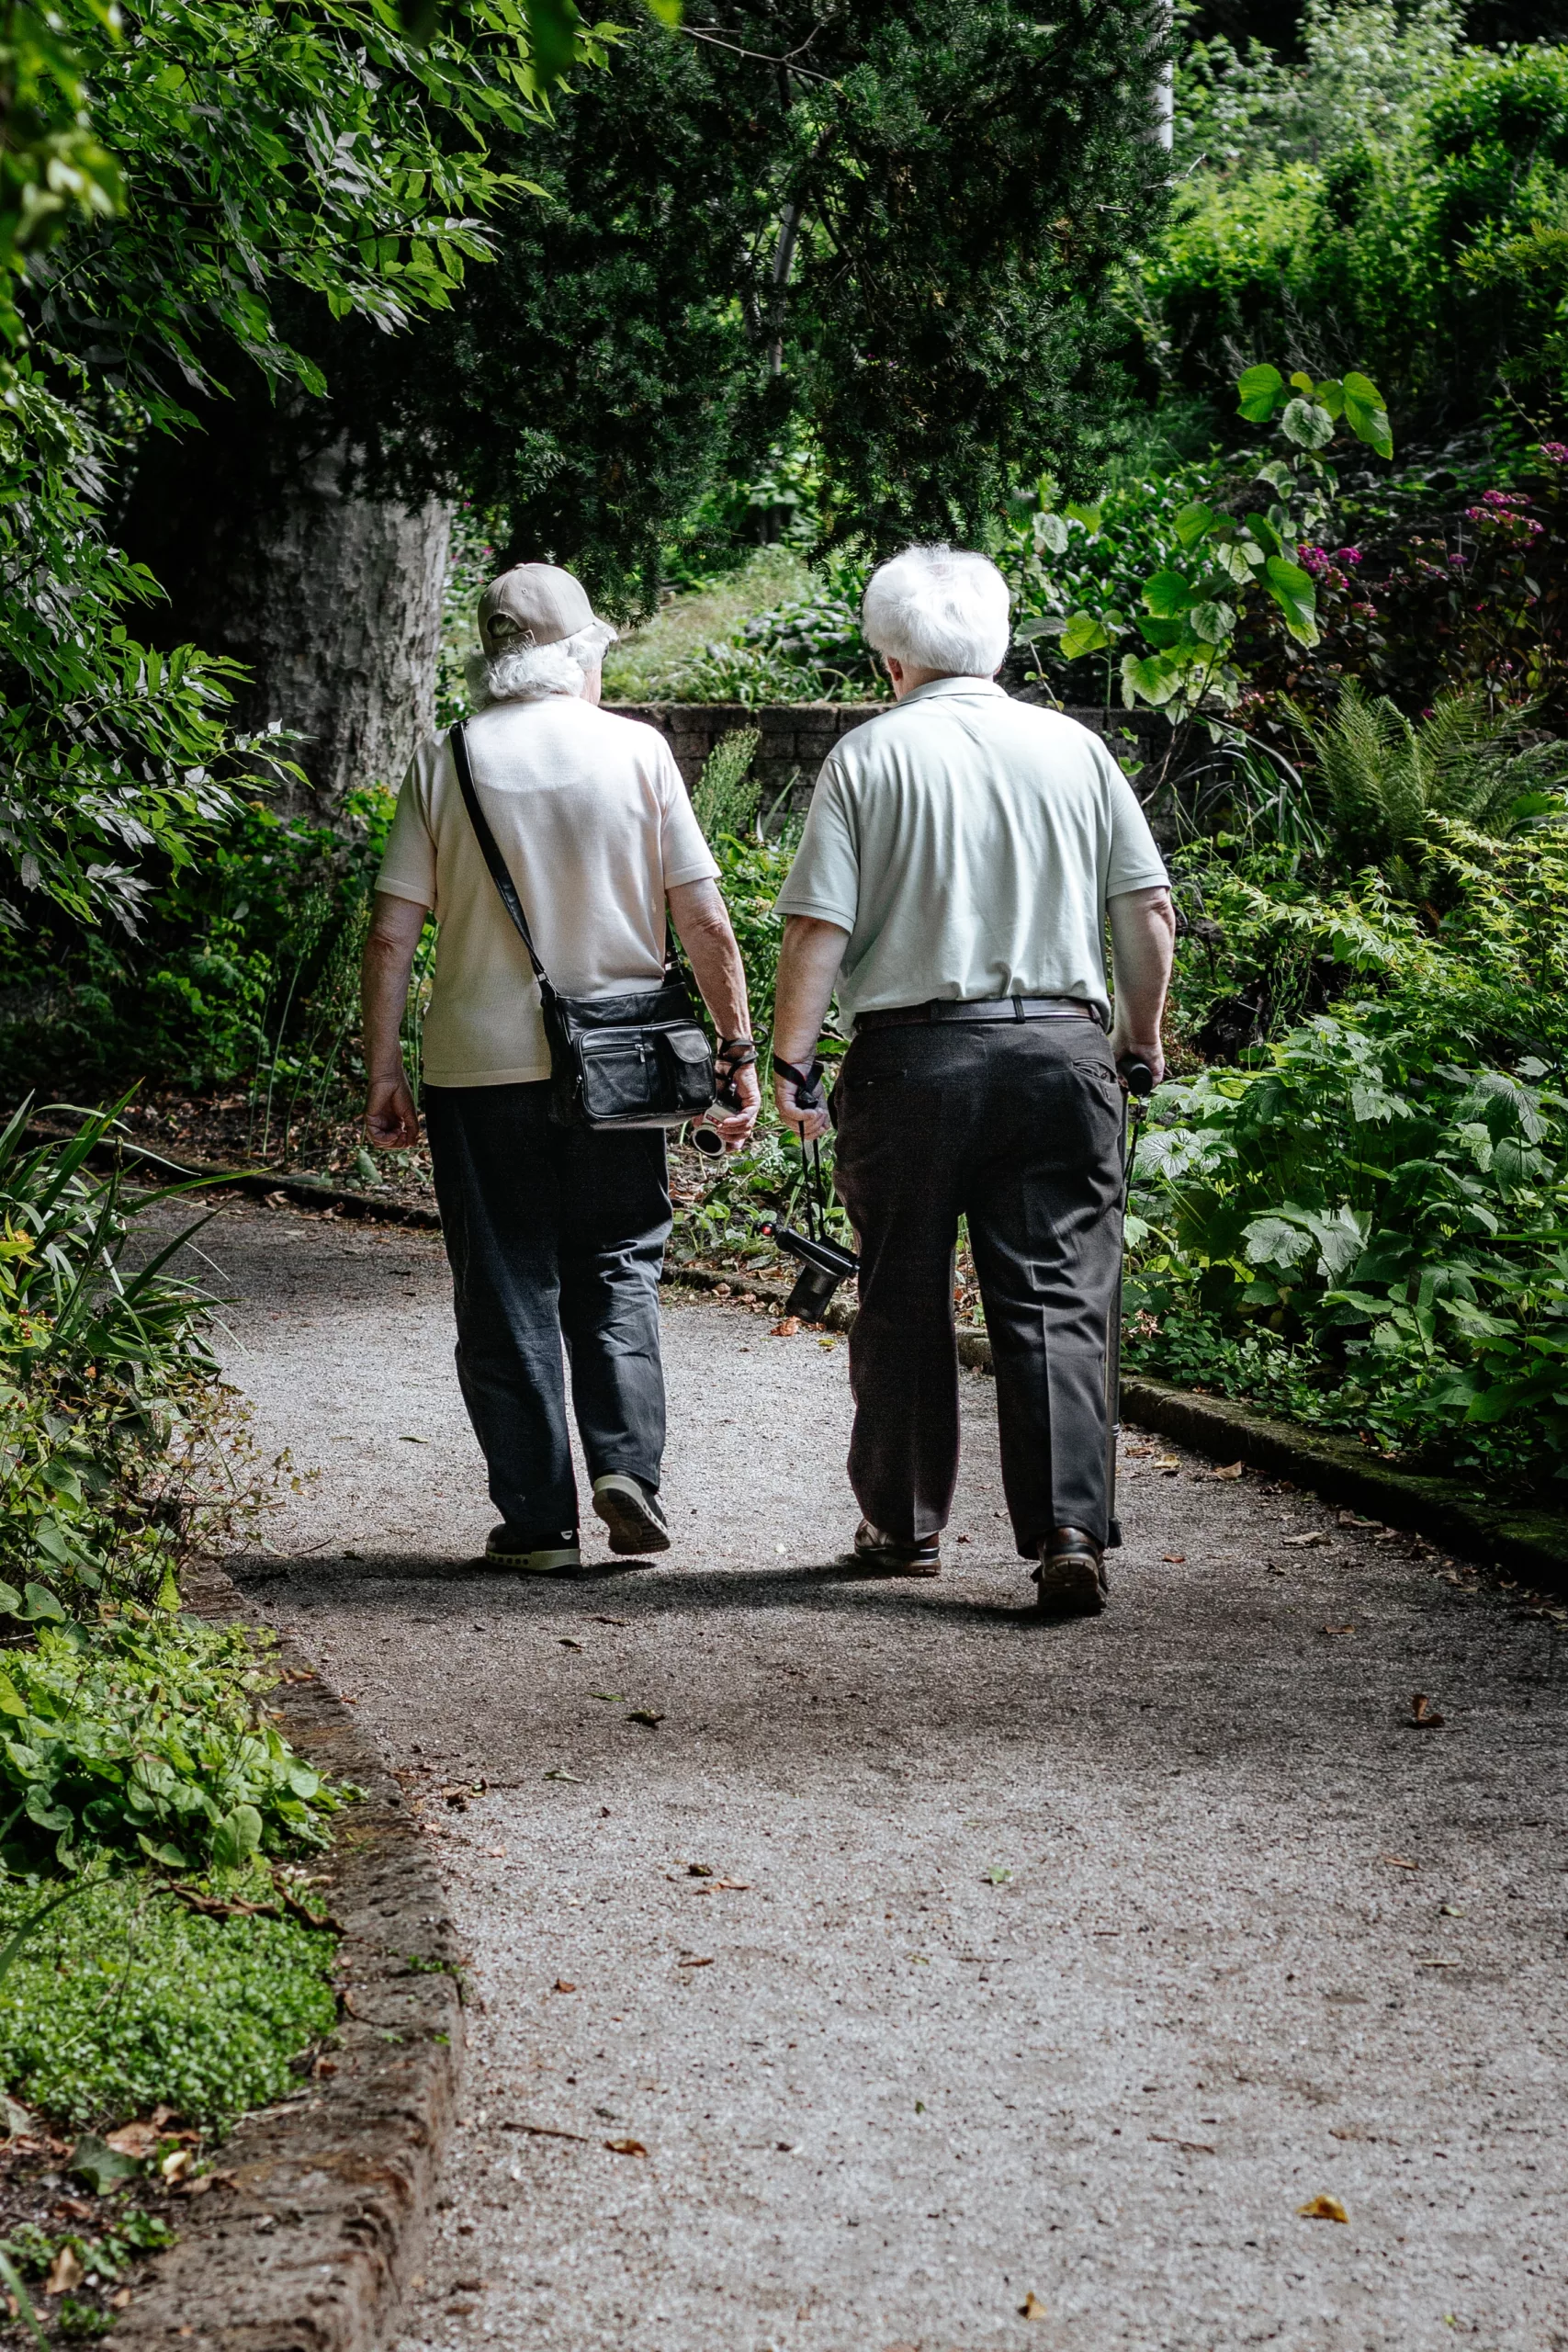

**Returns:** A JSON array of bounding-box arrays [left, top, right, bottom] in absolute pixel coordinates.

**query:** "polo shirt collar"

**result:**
[[898, 675, 1009, 708]]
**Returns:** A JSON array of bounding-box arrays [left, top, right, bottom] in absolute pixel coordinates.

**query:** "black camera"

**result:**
[[774, 1222, 860, 1320]]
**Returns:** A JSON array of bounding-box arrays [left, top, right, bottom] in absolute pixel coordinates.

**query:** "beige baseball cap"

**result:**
[[478, 561, 605, 657]]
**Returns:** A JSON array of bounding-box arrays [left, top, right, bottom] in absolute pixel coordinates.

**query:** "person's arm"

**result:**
[[1107, 885, 1176, 1088], [361, 891, 430, 1148], [667, 877, 761, 1146], [772, 913, 850, 1139]]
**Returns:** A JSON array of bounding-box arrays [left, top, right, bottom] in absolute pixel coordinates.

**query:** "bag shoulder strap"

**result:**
[[449, 719, 554, 995]]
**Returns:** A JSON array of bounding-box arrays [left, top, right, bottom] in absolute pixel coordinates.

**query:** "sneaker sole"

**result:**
[[592, 1480, 671, 1556], [1033, 1555, 1106, 1617], [483, 1546, 581, 1575]]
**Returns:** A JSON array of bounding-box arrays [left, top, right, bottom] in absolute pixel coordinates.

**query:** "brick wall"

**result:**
[[606, 700, 1169, 820]]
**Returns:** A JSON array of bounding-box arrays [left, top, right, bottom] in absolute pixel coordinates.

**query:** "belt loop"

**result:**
[[1012, 994, 1023, 1022]]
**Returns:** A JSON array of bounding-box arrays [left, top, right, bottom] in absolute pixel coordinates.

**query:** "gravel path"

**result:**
[[204, 1198, 1567, 2352]]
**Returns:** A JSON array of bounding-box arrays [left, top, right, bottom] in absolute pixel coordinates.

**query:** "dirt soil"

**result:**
[[200, 1194, 1566, 2352]]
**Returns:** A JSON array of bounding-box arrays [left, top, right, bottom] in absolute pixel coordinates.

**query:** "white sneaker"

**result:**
[[592, 1475, 671, 1555], [485, 1525, 581, 1574]]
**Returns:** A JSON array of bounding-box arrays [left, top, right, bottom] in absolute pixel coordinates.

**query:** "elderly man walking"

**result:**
[[363, 561, 760, 1573], [772, 545, 1174, 1615]]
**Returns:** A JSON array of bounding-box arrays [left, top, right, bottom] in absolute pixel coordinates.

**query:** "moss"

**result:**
[[0, 1873, 336, 2132]]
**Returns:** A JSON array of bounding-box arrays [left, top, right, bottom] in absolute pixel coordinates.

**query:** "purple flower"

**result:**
[[1333, 545, 1362, 567], [1540, 441, 1568, 464], [1449, 552, 1468, 569], [1297, 544, 1331, 577], [1482, 489, 1528, 508]]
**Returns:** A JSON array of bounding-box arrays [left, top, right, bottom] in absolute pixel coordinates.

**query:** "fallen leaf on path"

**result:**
[[592, 1616, 629, 1627], [1380, 1853, 1417, 1869], [770, 1317, 801, 1337], [1407, 1692, 1446, 1729], [1337, 1510, 1382, 1528], [1020, 2292, 1049, 2321], [1297, 2194, 1348, 2222], [627, 1708, 664, 1726], [604, 2137, 649, 2157], [986, 1866, 1012, 1884], [500, 2120, 588, 2142], [1149, 2132, 1217, 2154], [399, 1434, 430, 1444], [697, 1878, 750, 1892], [44, 2246, 85, 2296], [677, 1954, 714, 1968], [1162, 1552, 1186, 1564], [485, 1847, 507, 1860], [818, 1335, 837, 1350], [1281, 1532, 1331, 1548], [104, 2119, 159, 2158], [160, 2148, 192, 2183], [558, 1637, 583, 1650], [1157, 1457, 1180, 1474], [553, 1979, 577, 1994], [543, 1769, 581, 1783], [1209, 1461, 1244, 1480], [685, 1861, 714, 1876], [1322, 1623, 1356, 1636], [590, 1690, 625, 1702]]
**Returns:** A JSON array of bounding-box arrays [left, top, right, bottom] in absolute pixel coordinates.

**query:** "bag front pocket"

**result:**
[[656, 1023, 716, 1114], [576, 1031, 662, 1123]]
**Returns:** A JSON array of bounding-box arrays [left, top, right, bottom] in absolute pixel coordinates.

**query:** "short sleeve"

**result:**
[[377, 740, 441, 907], [1104, 759, 1169, 898], [657, 745, 720, 888], [773, 760, 860, 929]]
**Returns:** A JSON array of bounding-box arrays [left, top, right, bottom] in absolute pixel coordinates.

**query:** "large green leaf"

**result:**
[[1342, 371, 1393, 458], [1173, 502, 1220, 549], [1263, 556, 1319, 645], [1059, 611, 1111, 661], [1121, 650, 1181, 707], [1280, 397, 1335, 450], [1236, 363, 1284, 423], [1143, 569, 1195, 617]]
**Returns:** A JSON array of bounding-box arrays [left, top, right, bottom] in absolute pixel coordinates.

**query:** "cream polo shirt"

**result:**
[[376, 695, 718, 1088], [773, 678, 1169, 1027]]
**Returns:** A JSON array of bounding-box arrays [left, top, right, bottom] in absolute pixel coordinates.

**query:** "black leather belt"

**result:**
[[855, 995, 1099, 1035]]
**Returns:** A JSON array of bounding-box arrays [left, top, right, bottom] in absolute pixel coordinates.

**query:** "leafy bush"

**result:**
[[1127, 1013, 1568, 1480], [0, 1614, 353, 1877], [1150, 28, 1568, 434], [0, 1106, 267, 1611], [0, 1870, 336, 2131]]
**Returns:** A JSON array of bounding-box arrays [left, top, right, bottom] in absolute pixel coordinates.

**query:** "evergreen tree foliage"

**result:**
[[341, 0, 1170, 602]]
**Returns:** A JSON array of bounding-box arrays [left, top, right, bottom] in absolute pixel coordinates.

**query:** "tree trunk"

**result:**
[[121, 396, 451, 815]]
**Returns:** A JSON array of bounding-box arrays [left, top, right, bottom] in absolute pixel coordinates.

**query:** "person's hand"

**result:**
[[366, 1075, 420, 1149], [708, 1062, 761, 1150], [774, 1069, 831, 1143], [1108, 1026, 1165, 1092]]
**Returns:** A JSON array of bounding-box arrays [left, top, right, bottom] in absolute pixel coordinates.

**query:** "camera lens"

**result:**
[[689, 1125, 726, 1159]]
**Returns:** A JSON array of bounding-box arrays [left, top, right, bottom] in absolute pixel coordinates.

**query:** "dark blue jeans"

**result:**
[[424, 1082, 671, 1542]]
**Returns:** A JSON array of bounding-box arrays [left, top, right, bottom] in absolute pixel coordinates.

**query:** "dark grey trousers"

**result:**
[[424, 1082, 671, 1543], [832, 1018, 1125, 1555]]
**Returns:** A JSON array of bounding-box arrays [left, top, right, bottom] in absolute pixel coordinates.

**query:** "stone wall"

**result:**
[[606, 701, 1169, 820]]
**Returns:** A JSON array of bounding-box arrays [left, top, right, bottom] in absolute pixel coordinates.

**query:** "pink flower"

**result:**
[[1333, 545, 1362, 567], [1540, 441, 1568, 463], [1482, 489, 1528, 507], [1297, 544, 1331, 577]]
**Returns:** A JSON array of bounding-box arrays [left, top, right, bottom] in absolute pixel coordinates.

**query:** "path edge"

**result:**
[[105, 1561, 463, 2352]]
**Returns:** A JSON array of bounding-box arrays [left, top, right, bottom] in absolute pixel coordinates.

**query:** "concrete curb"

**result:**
[[665, 1264, 1568, 1596], [106, 1563, 463, 2352]]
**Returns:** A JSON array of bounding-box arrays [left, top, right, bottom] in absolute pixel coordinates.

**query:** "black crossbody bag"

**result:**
[[451, 720, 716, 1132]]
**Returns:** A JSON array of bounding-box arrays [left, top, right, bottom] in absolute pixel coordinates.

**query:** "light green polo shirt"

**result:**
[[773, 677, 1168, 1027]]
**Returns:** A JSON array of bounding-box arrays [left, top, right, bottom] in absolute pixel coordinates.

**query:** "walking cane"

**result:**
[[1105, 1057, 1155, 1548]]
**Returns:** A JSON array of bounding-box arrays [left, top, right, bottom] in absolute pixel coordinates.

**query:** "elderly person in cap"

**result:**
[[363, 562, 760, 1572], [771, 544, 1174, 1616]]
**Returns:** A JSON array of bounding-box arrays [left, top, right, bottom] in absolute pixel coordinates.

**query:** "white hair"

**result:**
[[861, 544, 1011, 677], [467, 620, 618, 707]]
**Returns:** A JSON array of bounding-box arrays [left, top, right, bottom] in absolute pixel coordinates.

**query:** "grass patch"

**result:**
[[603, 547, 811, 702], [0, 1871, 337, 2132]]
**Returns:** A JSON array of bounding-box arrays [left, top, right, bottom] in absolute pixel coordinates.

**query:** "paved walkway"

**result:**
[[209, 1199, 1566, 2352]]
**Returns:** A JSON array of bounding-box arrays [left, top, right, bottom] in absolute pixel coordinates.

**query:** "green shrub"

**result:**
[[0, 1871, 336, 2131], [1127, 1014, 1568, 1479], [0, 1614, 353, 1877]]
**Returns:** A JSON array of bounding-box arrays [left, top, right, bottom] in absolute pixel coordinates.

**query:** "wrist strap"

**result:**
[[716, 1038, 757, 1068], [773, 1054, 825, 1110]]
